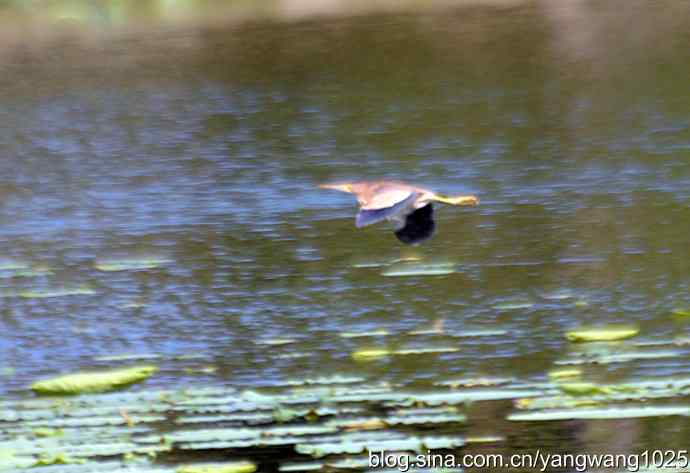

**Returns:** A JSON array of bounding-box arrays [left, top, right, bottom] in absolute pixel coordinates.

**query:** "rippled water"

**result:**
[[1, 1, 690, 462]]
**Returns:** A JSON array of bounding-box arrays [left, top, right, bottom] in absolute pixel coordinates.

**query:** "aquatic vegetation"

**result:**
[[514, 376, 690, 411], [255, 339, 296, 346], [281, 375, 366, 386], [32, 453, 84, 466], [176, 462, 256, 473], [565, 326, 639, 342], [0, 264, 52, 278], [393, 347, 459, 355], [0, 378, 517, 471], [10, 371, 689, 471], [382, 261, 456, 277], [555, 349, 683, 365], [558, 382, 611, 396], [435, 377, 514, 388], [18, 286, 96, 299], [509, 405, 690, 421], [492, 301, 534, 311], [351, 349, 391, 361], [94, 258, 172, 272], [295, 435, 465, 458], [340, 330, 390, 338], [350, 345, 459, 362], [391, 388, 552, 407], [547, 369, 581, 381], [279, 462, 325, 471], [31, 366, 158, 395]]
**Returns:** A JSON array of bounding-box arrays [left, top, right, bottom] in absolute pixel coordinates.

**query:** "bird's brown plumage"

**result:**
[[319, 180, 478, 244]]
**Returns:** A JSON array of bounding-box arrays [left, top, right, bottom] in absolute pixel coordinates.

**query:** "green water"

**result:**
[[1, 1, 690, 470]]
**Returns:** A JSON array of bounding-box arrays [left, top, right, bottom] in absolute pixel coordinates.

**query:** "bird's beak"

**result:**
[[319, 182, 352, 193]]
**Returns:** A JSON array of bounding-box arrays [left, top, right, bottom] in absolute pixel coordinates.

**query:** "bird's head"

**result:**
[[318, 182, 354, 194]]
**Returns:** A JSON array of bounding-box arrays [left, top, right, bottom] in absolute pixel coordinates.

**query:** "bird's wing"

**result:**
[[355, 193, 418, 228], [361, 188, 415, 210]]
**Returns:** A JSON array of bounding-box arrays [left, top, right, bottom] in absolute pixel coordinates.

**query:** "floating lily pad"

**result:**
[[385, 412, 466, 425], [0, 265, 53, 278], [565, 327, 639, 342], [547, 369, 581, 381], [351, 349, 391, 362], [95, 258, 172, 272], [340, 330, 389, 338], [435, 377, 515, 388], [508, 405, 690, 421], [177, 462, 256, 473], [397, 388, 550, 406], [31, 366, 158, 395], [558, 382, 611, 396], [394, 347, 459, 356], [19, 286, 96, 299], [255, 339, 296, 346], [493, 301, 533, 311], [279, 461, 325, 471], [382, 262, 456, 277], [556, 349, 682, 365], [32, 453, 84, 466], [296, 434, 466, 459], [282, 375, 366, 386]]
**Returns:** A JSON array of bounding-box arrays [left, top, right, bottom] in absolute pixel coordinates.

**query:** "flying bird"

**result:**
[[319, 180, 478, 244]]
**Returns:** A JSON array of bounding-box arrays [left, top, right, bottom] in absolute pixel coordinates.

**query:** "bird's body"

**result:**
[[319, 180, 478, 244]]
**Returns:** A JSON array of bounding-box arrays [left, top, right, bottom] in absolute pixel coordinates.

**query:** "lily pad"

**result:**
[[393, 347, 459, 356], [340, 330, 389, 339], [508, 405, 690, 421], [547, 369, 581, 381], [19, 286, 96, 299], [382, 262, 456, 277], [555, 349, 682, 365], [31, 366, 158, 395], [565, 327, 639, 342], [95, 258, 172, 272], [435, 377, 514, 388], [493, 302, 533, 311], [177, 462, 256, 473], [279, 462, 325, 471], [351, 349, 391, 362], [558, 382, 611, 396]]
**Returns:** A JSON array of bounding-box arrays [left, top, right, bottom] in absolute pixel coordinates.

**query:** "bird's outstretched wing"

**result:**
[[355, 192, 418, 228], [361, 187, 415, 210], [394, 203, 435, 244]]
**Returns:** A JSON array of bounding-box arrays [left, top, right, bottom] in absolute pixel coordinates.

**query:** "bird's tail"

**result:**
[[433, 194, 479, 206]]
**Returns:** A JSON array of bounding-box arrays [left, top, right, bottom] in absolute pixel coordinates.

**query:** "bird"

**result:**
[[319, 180, 479, 244]]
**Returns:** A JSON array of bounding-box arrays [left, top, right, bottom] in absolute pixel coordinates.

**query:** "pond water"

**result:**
[[1, 1, 690, 469]]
